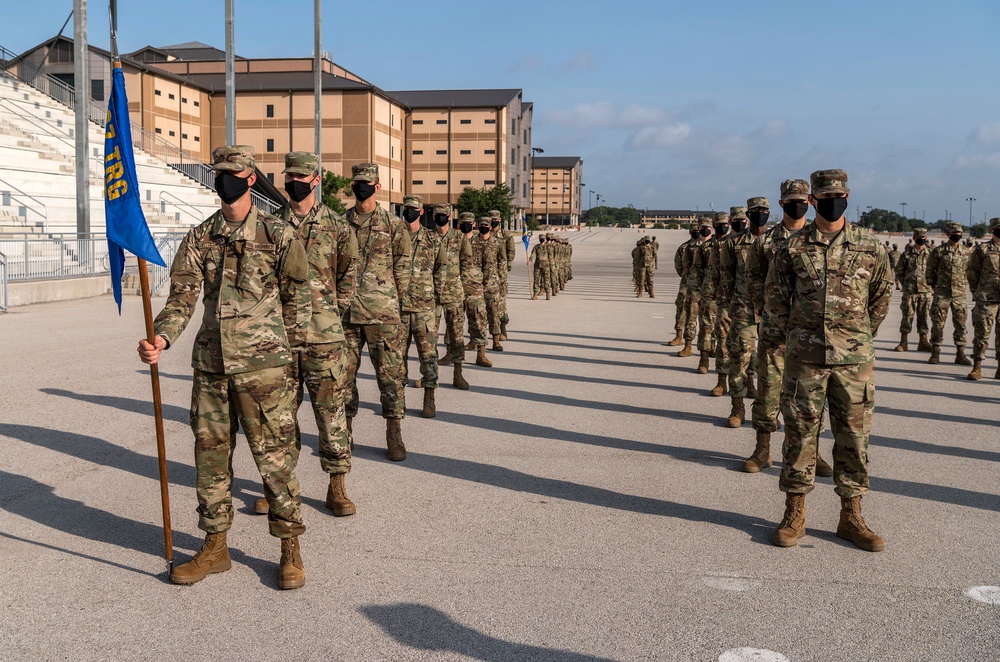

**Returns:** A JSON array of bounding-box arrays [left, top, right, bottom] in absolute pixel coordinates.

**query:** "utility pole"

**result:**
[[73, 0, 89, 237], [966, 197, 976, 225], [225, 0, 235, 144], [900, 202, 908, 220], [314, 0, 322, 177]]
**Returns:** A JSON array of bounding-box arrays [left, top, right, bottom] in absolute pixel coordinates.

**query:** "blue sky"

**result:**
[[5, 0, 1000, 223]]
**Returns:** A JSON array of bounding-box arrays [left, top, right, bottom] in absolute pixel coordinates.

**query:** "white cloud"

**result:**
[[548, 101, 616, 128], [560, 50, 596, 72], [627, 123, 692, 149], [618, 104, 670, 127], [971, 123, 1000, 144]]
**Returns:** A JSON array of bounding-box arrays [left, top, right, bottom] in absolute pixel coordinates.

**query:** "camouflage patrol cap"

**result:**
[[747, 196, 770, 210], [458, 211, 476, 222], [892, 243, 898, 249], [488, 209, 502, 219], [402, 194, 423, 209], [351, 162, 379, 182], [779, 179, 809, 201], [945, 222, 963, 234], [211, 145, 255, 172], [282, 151, 318, 175], [698, 217, 713, 229], [990, 217, 1000, 229], [477, 216, 492, 227], [810, 169, 850, 195], [714, 212, 730, 223], [912, 227, 928, 236], [730, 206, 747, 220], [432, 202, 453, 216]]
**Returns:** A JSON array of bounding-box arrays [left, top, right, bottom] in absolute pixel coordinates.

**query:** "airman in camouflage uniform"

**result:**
[[343, 163, 411, 462], [489, 210, 515, 340], [433, 203, 472, 390], [693, 213, 730, 374], [474, 216, 507, 351], [888, 243, 901, 290], [631, 239, 643, 294], [667, 226, 700, 346], [635, 237, 655, 297], [677, 218, 714, 358], [966, 217, 1000, 380], [270, 151, 359, 518], [706, 209, 740, 391], [138, 145, 309, 588], [547, 234, 564, 292], [926, 222, 972, 366], [894, 228, 933, 352], [460, 213, 492, 367], [719, 198, 768, 425], [766, 169, 892, 553], [531, 233, 553, 299]]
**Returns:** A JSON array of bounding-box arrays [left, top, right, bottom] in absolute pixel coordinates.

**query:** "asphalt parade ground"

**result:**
[[0, 227, 997, 661]]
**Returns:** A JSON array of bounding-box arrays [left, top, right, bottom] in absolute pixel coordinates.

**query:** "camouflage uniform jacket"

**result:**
[[967, 239, 1000, 303], [280, 202, 358, 347], [403, 226, 446, 313], [888, 248, 900, 272], [496, 227, 516, 272], [701, 234, 732, 301], [462, 235, 484, 297], [642, 243, 656, 268], [345, 203, 412, 325], [473, 234, 504, 294], [719, 229, 759, 322], [895, 245, 932, 295], [688, 239, 712, 296], [746, 223, 795, 319], [674, 238, 696, 288], [530, 243, 550, 267], [154, 205, 309, 375], [436, 227, 470, 306], [925, 242, 970, 297], [764, 221, 892, 365]]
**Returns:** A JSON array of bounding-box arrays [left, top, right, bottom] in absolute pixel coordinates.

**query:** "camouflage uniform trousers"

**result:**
[[637, 267, 654, 296], [899, 291, 931, 335], [930, 294, 968, 346], [191, 366, 304, 538], [751, 341, 783, 433], [713, 306, 732, 373], [343, 322, 406, 419], [499, 277, 510, 325], [697, 298, 718, 352], [435, 303, 466, 363], [780, 360, 874, 498], [971, 302, 1000, 362], [726, 316, 758, 396], [484, 288, 502, 337], [683, 291, 701, 342], [402, 309, 439, 388], [533, 265, 552, 296], [674, 288, 688, 334], [465, 294, 488, 346], [290, 344, 351, 475]]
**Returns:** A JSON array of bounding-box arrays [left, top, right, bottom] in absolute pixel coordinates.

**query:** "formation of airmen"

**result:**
[[631, 236, 658, 297], [528, 232, 573, 299], [136, 146, 575, 589]]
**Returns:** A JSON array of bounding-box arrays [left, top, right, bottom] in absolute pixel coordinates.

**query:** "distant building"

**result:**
[[529, 156, 583, 226], [639, 209, 700, 227]]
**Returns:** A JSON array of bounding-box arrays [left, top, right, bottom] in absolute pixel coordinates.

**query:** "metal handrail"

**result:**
[[158, 190, 206, 223], [150, 232, 187, 293], [0, 250, 7, 311], [0, 175, 47, 225]]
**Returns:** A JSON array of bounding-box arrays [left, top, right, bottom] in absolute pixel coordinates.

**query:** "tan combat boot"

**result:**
[[326, 474, 356, 517], [531, 292, 538, 300], [677, 341, 694, 358], [422, 388, 436, 418], [836, 496, 885, 552], [347, 416, 354, 451], [955, 346, 971, 366], [475, 346, 493, 368], [995, 366, 1000, 380], [499, 322, 508, 341], [746, 376, 758, 399], [967, 360, 982, 381], [772, 493, 806, 547], [917, 332, 932, 352], [278, 537, 305, 589], [170, 532, 231, 585], [726, 397, 745, 428], [928, 345, 941, 364], [894, 334, 908, 352], [697, 351, 710, 374], [253, 497, 269, 515], [386, 418, 406, 461], [465, 339, 477, 350], [438, 351, 453, 365], [816, 451, 833, 478], [710, 374, 728, 396], [649, 291, 655, 298], [492, 337, 504, 352], [453, 364, 469, 390], [545, 291, 550, 300], [666, 331, 683, 346], [413, 379, 423, 388], [742, 431, 771, 472]]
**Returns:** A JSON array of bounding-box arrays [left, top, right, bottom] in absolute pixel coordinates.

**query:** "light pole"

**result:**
[[530, 147, 543, 231], [945, 210, 950, 221], [900, 202, 908, 220], [967, 197, 976, 225], [596, 194, 603, 226]]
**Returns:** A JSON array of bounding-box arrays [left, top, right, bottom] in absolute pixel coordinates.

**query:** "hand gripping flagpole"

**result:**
[[108, 0, 172, 571]]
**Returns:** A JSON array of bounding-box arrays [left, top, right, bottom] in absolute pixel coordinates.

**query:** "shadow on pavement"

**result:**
[[871, 435, 1000, 463], [878, 406, 998, 427], [480, 364, 701, 390], [514, 329, 665, 346], [359, 602, 616, 662]]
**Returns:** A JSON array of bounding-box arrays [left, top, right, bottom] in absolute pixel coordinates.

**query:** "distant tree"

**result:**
[[321, 172, 351, 214], [653, 222, 665, 229], [970, 222, 988, 239], [456, 183, 515, 223], [525, 216, 541, 231]]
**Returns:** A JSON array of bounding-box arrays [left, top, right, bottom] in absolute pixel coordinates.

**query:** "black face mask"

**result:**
[[434, 214, 450, 227], [460, 222, 473, 234], [478, 226, 490, 235], [689, 230, 699, 239], [402, 208, 421, 223], [949, 234, 962, 244], [351, 181, 376, 202], [782, 201, 809, 220], [215, 172, 250, 205], [284, 179, 314, 203], [815, 197, 848, 221], [699, 228, 712, 237], [714, 224, 729, 237], [748, 210, 770, 227], [731, 221, 747, 233], [914, 237, 926, 246], [993, 228, 1000, 239], [490, 220, 500, 229]]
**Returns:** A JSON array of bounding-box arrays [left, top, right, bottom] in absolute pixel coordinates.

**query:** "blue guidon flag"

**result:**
[[522, 231, 530, 252], [104, 64, 165, 312]]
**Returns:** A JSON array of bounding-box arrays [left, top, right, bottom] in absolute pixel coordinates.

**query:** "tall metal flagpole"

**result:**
[[110, 0, 173, 571], [225, 0, 235, 144], [73, 0, 90, 237], [314, 0, 322, 179]]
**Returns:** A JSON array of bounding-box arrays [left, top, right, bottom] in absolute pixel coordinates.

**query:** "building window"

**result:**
[[523, 156, 527, 170], [484, 180, 495, 185], [181, 97, 187, 103], [267, 173, 274, 184], [182, 133, 188, 139], [511, 119, 516, 134], [485, 119, 495, 124], [266, 104, 274, 118], [436, 150, 447, 155], [460, 180, 471, 185], [512, 148, 516, 162], [413, 119, 423, 125], [193, 100, 200, 107], [523, 129, 527, 142], [460, 150, 471, 155], [194, 136, 200, 142], [485, 149, 495, 155], [460, 119, 471, 125], [523, 183, 527, 198], [413, 180, 424, 185], [154, 89, 161, 96], [168, 93, 175, 100], [169, 130, 175, 137], [266, 139, 275, 152], [436, 180, 447, 185], [90, 80, 105, 101], [50, 41, 73, 63], [154, 128, 162, 134], [412, 150, 423, 155], [436, 119, 447, 125]]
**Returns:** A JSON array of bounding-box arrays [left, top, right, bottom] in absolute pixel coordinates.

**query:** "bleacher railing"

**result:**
[[0, 251, 8, 311], [0, 176, 48, 227], [0, 233, 109, 280]]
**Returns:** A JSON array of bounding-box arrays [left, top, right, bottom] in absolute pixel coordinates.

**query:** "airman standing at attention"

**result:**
[[489, 210, 515, 340], [926, 222, 972, 366], [888, 243, 901, 290], [966, 217, 1000, 380], [433, 203, 472, 390], [677, 217, 714, 359], [707, 209, 740, 393], [638, 237, 655, 297], [531, 233, 553, 300], [632, 239, 644, 297], [460, 213, 492, 367], [766, 169, 892, 553], [343, 163, 412, 462], [668, 225, 700, 346], [693, 213, 730, 374], [651, 235, 659, 269], [475, 217, 507, 351], [894, 228, 932, 352]]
